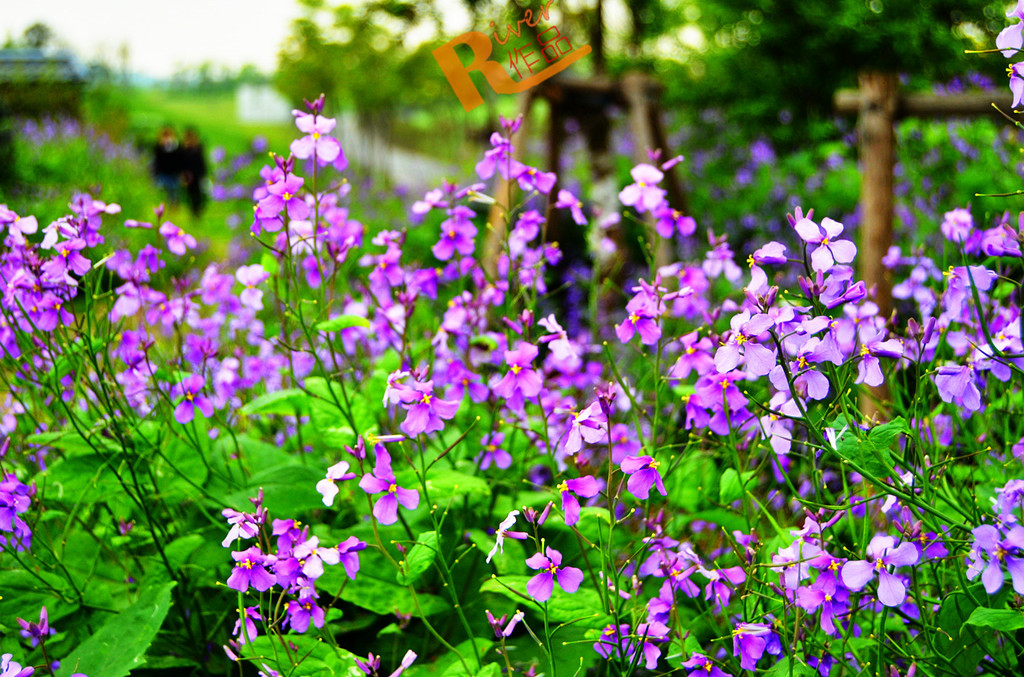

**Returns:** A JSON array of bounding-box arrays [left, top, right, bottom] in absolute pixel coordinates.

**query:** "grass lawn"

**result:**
[[117, 87, 297, 158]]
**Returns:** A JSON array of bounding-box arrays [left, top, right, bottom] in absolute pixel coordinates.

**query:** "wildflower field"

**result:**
[[6, 15, 1024, 677]]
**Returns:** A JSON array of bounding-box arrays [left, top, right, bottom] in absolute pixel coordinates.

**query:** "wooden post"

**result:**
[[483, 90, 535, 278], [857, 71, 897, 418], [543, 98, 566, 238], [857, 71, 897, 319], [622, 71, 672, 270]]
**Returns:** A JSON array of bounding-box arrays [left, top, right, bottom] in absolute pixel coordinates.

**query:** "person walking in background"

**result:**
[[153, 125, 181, 207], [181, 127, 208, 217]]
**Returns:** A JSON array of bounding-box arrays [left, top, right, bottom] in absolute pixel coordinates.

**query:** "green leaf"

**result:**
[[27, 429, 119, 455], [62, 580, 176, 677], [316, 314, 371, 332], [718, 468, 755, 504], [474, 664, 502, 677], [834, 417, 907, 478], [157, 438, 210, 501], [469, 335, 498, 351], [260, 251, 279, 276], [239, 388, 310, 417], [224, 464, 325, 515], [763, 658, 816, 677], [306, 377, 352, 432], [37, 453, 122, 504], [426, 469, 491, 500], [337, 572, 447, 617], [0, 570, 76, 626], [437, 645, 499, 677], [966, 607, 1024, 630], [397, 531, 439, 586], [243, 634, 364, 677], [938, 592, 987, 674], [322, 425, 358, 449], [480, 576, 611, 628]]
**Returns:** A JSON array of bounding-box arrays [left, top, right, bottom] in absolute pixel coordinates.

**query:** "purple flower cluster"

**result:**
[[221, 490, 366, 646], [8, 88, 1024, 677], [0, 470, 32, 552]]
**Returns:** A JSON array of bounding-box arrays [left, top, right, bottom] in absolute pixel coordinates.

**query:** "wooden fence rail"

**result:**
[[834, 73, 1021, 320]]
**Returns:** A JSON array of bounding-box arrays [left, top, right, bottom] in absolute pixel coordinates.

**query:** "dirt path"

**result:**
[[335, 114, 461, 189]]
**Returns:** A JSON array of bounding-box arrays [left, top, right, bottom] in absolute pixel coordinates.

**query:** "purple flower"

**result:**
[[714, 311, 776, 377], [934, 364, 982, 412], [478, 432, 512, 470], [795, 566, 849, 636], [388, 650, 418, 677], [620, 455, 667, 500], [558, 475, 601, 526], [221, 507, 263, 547], [486, 509, 528, 563], [653, 204, 696, 238], [0, 654, 34, 677], [703, 231, 743, 281], [1011, 63, 1024, 108], [510, 161, 556, 194], [358, 448, 420, 525], [525, 547, 584, 602], [286, 596, 326, 633], [669, 331, 715, 379], [794, 216, 856, 272], [317, 461, 357, 506], [941, 208, 973, 243], [855, 330, 903, 387], [44, 237, 91, 279], [731, 622, 773, 671], [616, 282, 665, 346], [593, 622, 668, 669], [700, 566, 746, 612], [236, 264, 269, 310], [432, 206, 478, 261], [966, 524, 1024, 594], [292, 536, 341, 580], [562, 402, 607, 455], [681, 653, 731, 677], [750, 241, 788, 266], [17, 606, 54, 647], [171, 375, 214, 424], [232, 606, 262, 644], [398, 380, 460, 437], [486, 609, 525, 638], [290, 111, 343, 165], [355, 653, 381, 676], [226, 546, 276, 592], [492, 342, 543, 410], [555, 189, 586, 225], [841, 535, 919, 606], [259, 173, 309, 221], [159, 222, 197, 256], [5, 213, 38, 246], [998, 3, 1024, 57], [337, 536, 367, 579], [476, 133, 514, 181], [619, 164, 666, 213]]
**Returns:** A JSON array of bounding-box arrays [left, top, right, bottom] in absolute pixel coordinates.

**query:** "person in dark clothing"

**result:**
[[153, 125, 182, 206], [180, 127, 208, 217]]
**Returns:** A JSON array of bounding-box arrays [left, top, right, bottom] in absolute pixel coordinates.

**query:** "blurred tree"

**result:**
[[666, 0, 1006, 147], [22, 22, 54, 49], [275, 0, 448, 139], [169, 62, 270, 92]]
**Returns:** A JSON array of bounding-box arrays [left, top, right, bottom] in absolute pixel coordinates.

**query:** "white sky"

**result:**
[[1, 0, 306, 78], [1, 0, 678, 79]]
